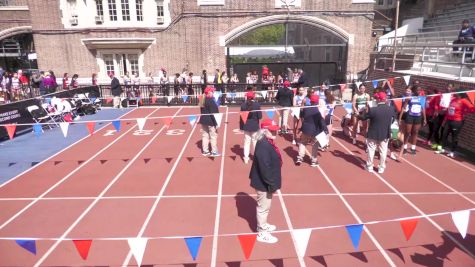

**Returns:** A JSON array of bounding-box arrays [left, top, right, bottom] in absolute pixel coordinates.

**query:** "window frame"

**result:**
[[107, 0, 118, 21]]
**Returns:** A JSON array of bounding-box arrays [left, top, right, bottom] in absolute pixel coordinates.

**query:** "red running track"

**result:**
[[0, 106, 474, 266]]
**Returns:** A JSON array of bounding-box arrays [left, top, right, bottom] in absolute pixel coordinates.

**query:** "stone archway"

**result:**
[[0, 26, 32, 42]]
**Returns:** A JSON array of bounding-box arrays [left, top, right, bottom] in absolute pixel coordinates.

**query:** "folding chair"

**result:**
[[27, 105, 54, 130]]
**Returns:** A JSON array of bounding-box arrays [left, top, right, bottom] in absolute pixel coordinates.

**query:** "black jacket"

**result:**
[[240, 101, 262, 132], [199, 97, 219, 126], [300, 107, 328, 136], [249, 138, 282, 192], [111, 77, 121, 97], [297, 72, 308, 87], [276, 87, 293, 107], [359, 103, 396, 142]]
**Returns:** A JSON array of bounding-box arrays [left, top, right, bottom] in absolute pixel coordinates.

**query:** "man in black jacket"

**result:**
[[296, 94, 328, 167], [250, 119, 281, 244], [110, 72, 122, 108], [199, 87, 220, 157], [275, 80, 293, 134], [359, 92, 396, 174]]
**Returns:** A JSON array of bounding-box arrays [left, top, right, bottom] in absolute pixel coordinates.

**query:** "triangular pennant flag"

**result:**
[[73, 240, 92, 260], [372, 80, 379, 89], [214, 113, 223, 128], [393, 98, 403, 113], [184, 237, 203, 261], [15, 240, 36, 255], [8, 162, 16, 167], [451, 210, 470, 238], [345, 224, 364, 251], [151, 96, 158, 104], [343, 103, 353, 114], [31, 162, 39, 167], [213, 91, 222, 102], [290, 107, 300, 119], [355, 81, 362, 89], [100, 160, 108, 164], [387, 78, 395, 86], [167, 96, 173, 103], [399, 218, 419, 241], [33, 124, 42, 137], [293, 229, 312, 257], [54, 161, 62, 165], [127, 238, 148, 267], [188, 115, 198, 127], [161, 117, 172, 128], [187, 157, 194, 162], [265, 110, 275, 119], [77, 160, 85, 165], [230, 155, 237, 161], [86, 122, 95, 136], [240, 111, 250, 124], [144, 158, 151, 164], [261, 91, 268, 99], [106, 98, 113, 104], [339, 84, 347, 92], [122, 159, 129, 162], [112, 120, 121, 132], [403, 75, 411, 85], [60, 122, 69, 138], [466, 91, 475, 104], [238, 234, 257, 260], [4, 124, 16, 140], [137, 118, 146, 131], [165, 157, 173, 163], [182, 95, 189, 102]]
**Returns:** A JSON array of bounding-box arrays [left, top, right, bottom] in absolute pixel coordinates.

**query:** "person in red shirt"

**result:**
[[436, 91, 475, 158], [424, 88, 439, 145], [432, 83, 455, 150]]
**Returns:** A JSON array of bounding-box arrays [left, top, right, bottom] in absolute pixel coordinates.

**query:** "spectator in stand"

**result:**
[[250, 118, 281, 244], [246, 72, 252, 84], [200, 69, 208, 93], [229, 73, 239, 103], [453, 19, 475, 53], [214, 69, 221, 90], [37, 71, 46, 95], [173, 73, 181, 97], [251, 70, 259, 84], [359, 92, 396, 174], [432, 83, 455, 151], [292, 68, 300, 86], [297, 69, 307, 88], [186, 72, 194, 99], [160, 68, 169, 96], [31, 71, 42, 96], [437, 90, 475, 158], [199, 86, 220, 157], [62, 73, 69, 89], [92, 73, 98, 86], [70, 74, 79, 89], [240, 91, 262, 164], [221, 70, 228, 104], [110, 72, 122, 108], [49, 70, 58, 92], [268, 71, 276, 102], [18, 70, 28, 95], [275, 80, 294, 134]]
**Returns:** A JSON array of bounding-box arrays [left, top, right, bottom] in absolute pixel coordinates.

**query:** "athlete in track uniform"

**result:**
[[351, 84, 370, 145], [399, 86, 426, 155]]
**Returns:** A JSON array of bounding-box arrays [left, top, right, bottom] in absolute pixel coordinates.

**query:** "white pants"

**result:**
[[201, 125, 218, 153], [367, 138, 389, 169], [256, 190, 273, 232], [243, 131, 258, 160], [113, 96, 121, 108], [279, 108, 290, 130]]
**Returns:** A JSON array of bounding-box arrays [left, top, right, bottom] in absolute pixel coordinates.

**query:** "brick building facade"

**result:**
[[1, 0, 376, 84]]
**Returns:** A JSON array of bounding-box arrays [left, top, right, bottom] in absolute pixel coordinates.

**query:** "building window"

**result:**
[[95, 0, 104, 19], [121, 0, 130, 21], [387, 0, 393, 5], [136, 0, 144, 21], [128, 54, 139, 74], [104, 54, 115, 75], [378, 0, 384, 5], [108, 0, 117, 21], [157, 0, 164, 24]]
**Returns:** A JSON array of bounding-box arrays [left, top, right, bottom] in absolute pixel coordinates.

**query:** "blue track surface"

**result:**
[[0, 108, 133, 184]]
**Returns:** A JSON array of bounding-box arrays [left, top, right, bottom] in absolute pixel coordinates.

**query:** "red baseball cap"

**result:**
[[309, 94, 319, 104], [260, 119, 279, 131], [245, 91, 255, 100], [375, 92, 387, 101], [283, 81, 291, 88], [204, 87, 215, 94]]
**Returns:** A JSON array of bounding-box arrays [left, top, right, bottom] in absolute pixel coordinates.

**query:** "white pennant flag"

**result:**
[[292, 229, 312, 257], [214, 113, 223, 128], [137, 118, 146, 131], [355, 81, 362, 88], [290, 107, 300, 118], [261, 91, 268, 99], [59, 122, 69, 138], [451, 210, 471, 238], [213, 91, 221, 102], [403, 75, 411, 86], [167, 96, 173, 103], [128, 238, 148, 266]]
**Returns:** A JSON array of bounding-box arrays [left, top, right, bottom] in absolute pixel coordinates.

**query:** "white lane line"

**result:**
[[0, 108, 161, 231], [210, 107, 229, 267], [120, 108, 200, 266], [331, 136, 475, 259], [32, 108, 183, 267], [0, 108, 137, 188]]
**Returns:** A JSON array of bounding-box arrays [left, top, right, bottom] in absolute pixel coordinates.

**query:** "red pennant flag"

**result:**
[[73, 240, 92, 260], [230, 156, 237, 161], [4, 124, 16, 140], [240, 111, 250, 124], [161, 117, 172, 128], [86, 122, 95, 136], [165, 157, 173, 163], [106, 98, 113, 104], [467, 91, 475, 105], [144, 158, 151, 164], [238, 234, 257, 260], [151, 97, 157, 104], [393, 98, 402, 113], [77, 160, 85, 165], [400, 218, 419, 241], [339, 84, 347, 92], [122, 159, 129, 162], [187, 157, 193, 162], [100, 160, 108, 164], [54, 161, 62, 165], [387, 78, 395, 86]]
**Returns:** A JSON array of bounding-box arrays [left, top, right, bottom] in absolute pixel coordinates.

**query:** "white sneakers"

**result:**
[[243, 157, 249, 164], [378, 167, 385, 174], [257, 224, 278, 244], [366, 165, 374, 173]]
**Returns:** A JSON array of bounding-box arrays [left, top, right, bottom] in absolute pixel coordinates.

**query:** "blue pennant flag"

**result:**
[[44, 98, 52, 104], [343, 103, 353, 113], [188, 115, 197, 126], [419, 96, 427, 107], [213, 91, 222, 106], [265, 110, 275, 119], [33, 124, 42, 137], [346, 224, 364, 251], [184, 237, 203, 261], [182, 95, 189, 102], [372, 80, 379, 89], [15, 239, 37, 255], [90, 97, 97, 103], [229, 92, 236, 98], [112, 120, 121, 132]]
